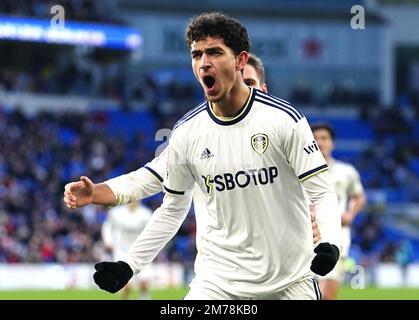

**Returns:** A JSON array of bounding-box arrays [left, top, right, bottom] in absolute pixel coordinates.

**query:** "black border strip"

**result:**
[[298, 164, 328, 181], [144, 166, 164, 183], [164, 186, 185, 195], [206, 87, 256, 126]]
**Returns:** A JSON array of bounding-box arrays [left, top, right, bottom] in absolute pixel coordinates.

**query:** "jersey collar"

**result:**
[[206, 87, 256, 126]]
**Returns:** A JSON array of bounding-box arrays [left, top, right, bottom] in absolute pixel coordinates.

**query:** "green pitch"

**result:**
[[0, 286, 417, 300], [0, 287, 189, 300], [338, 287, 419, 300]]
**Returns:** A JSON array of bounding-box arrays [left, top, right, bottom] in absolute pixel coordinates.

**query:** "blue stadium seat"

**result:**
[[408, 157, 419, 176], [58, 128, 77, 145], [308, 116, 374, 140], [105, 110, 157, 137]]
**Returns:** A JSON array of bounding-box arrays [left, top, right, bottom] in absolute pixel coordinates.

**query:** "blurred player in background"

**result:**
[[101, 201, 152, 299], [311, 122, 366, 300], [101, 200, 152, 299]]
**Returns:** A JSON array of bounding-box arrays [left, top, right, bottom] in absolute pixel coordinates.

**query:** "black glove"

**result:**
[[310, 242, 340, 276], [93, 261, 133, 293]]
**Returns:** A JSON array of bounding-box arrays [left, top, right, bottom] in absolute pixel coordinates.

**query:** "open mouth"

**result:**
[[203, 75, 216, 90]]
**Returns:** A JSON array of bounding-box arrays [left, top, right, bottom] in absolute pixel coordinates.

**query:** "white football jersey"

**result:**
[[104, 148, 169, 206], [327, 158, 364, 257], [164, 88, 331, 296], [102, 204, 152, 261]]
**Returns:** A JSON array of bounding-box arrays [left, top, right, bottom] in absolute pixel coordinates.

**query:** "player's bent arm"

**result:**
[[104, 167, 164, 206], [310, 207, 321, 244], [123, 127, 194, 274], [123, 191, 193, 274], [303, 171, 342, 276], [342, 192, 366, 226], [64, 176, 115, 208], [93, 134, 193, 293], [283, 117, 340, 247], [91, 183, 117, 206], [302, 170, 341, 249]]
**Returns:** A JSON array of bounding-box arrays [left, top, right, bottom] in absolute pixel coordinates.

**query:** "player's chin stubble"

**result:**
[[205, 90, 226, 104]]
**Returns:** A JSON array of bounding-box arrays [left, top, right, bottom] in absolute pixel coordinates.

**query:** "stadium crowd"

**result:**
[[0, 0, 123, 24], [1, 89, 418, 269], [1, 0, 419, 282], [357, 103, 419, 201], [0, 107, 197, 264]]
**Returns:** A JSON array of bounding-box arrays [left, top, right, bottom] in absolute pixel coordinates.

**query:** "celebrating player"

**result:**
[[89, 12, 341, 300], [65, 12, 336, 298]]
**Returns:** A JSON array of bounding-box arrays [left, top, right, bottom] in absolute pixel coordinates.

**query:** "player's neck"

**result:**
[[211, 83, 250, 118]]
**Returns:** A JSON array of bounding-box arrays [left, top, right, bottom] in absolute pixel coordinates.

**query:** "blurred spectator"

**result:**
[[0, 0, 123, 24]]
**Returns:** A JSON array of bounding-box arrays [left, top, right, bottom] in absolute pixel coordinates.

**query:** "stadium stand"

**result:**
[[0, 0, 418, 290]]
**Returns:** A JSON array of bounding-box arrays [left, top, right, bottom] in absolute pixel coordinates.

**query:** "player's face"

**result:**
[[243, 64, 267, 93], [190, 37, 245, 102], [313, 128, 334, 159]]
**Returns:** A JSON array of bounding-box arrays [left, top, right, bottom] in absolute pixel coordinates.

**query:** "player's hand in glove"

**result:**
[[310, 242, 340, 276], [93, 261, 133, 293]]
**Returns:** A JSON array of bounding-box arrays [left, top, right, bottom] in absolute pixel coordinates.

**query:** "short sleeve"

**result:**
[[284, 117, 328, 182]]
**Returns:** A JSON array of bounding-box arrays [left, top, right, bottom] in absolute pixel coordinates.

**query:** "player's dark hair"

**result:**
[[247, 53, 265, 84], [311, 122, 335, 140], [185, 11, 250, 56]]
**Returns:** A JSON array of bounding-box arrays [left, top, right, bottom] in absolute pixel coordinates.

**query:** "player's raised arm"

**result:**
[[104, 147, 169, 206], [63, 148, 169, 209]]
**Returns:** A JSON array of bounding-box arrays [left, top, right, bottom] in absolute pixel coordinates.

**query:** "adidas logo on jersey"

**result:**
[[200, 148, 214, 160]]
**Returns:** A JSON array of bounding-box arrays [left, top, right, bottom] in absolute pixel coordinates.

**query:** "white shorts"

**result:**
[[128, 273, 151, 286], [183, 276, 321, 300]]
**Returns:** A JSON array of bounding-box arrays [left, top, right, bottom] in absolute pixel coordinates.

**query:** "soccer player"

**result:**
[[311, 122, 366, 300], [64, 53, 320, 242], [101, 201, 152, 300], [89, 12, 340, 300], [62, 54, 268, 210]]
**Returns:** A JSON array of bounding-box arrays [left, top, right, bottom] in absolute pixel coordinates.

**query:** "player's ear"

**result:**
[[261, 83, 268, 93], [236, 51, 249, 71]]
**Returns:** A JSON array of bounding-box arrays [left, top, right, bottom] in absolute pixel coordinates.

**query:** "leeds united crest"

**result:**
[[251, 133, 269, 155]]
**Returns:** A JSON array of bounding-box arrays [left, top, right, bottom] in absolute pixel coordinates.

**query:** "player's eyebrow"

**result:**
[[190, 46, 224, 56], [244, 78, 256, 84], [205, 46, 223, 53], [190, 49, 201, 57]]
